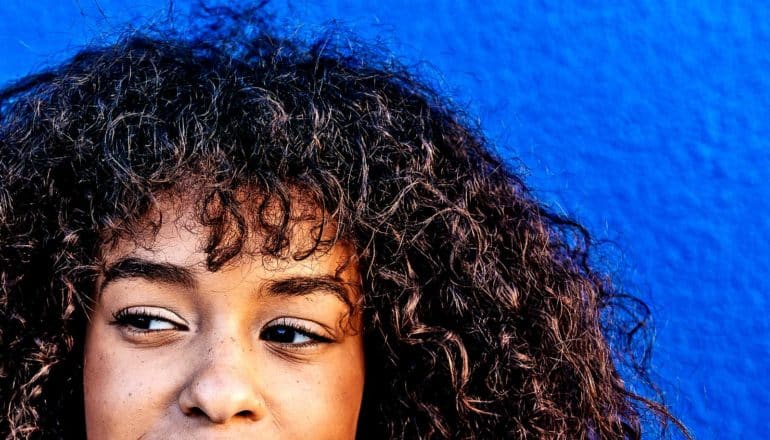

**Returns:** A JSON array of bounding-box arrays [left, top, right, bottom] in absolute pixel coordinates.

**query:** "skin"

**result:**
[[83, 202, 365, 439]]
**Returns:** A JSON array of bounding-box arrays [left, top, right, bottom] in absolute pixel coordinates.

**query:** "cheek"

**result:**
[[83, 326, 182, 438], [264, 340, 366, 437]]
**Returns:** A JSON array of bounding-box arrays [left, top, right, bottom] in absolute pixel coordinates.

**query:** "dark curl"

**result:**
[[0, 9, 688, 439]]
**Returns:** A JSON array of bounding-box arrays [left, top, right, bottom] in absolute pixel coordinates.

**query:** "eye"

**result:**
[[111, 307, 189, 333], [260, 318, 333, 347]]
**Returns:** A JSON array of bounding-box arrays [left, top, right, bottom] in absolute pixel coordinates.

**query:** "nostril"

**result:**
[[188, 407, 208, 418], [186, 406, 255, 423], [235, 410, 255, 419]]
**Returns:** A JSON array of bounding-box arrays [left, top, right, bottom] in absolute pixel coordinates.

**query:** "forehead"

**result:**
[[98, 189, 353, 276]]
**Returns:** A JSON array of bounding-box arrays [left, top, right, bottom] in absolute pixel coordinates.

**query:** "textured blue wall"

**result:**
[[1, 1, 766, 438]]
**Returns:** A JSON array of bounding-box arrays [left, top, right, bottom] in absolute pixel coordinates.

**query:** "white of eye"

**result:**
[[289, 331, 313, 344], [147, 319, 176, 330]]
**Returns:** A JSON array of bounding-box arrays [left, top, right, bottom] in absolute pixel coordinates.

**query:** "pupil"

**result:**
[[266, 326, 295, 343], [133, 317, 151, 329]]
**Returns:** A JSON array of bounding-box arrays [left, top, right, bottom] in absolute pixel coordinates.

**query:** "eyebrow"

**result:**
[[102, 257, 197, 291], [101, 257, 354, 303], [264, 275, 352, 303]]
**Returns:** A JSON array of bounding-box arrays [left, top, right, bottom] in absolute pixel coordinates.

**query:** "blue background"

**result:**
[[0, 1, 765, 438]]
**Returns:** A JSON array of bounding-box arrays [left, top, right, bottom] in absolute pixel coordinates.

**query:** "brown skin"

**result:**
[[83, 205, 365, 439]]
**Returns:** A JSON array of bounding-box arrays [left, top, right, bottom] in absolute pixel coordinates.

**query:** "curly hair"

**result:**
[[0, 8, 689, 440]]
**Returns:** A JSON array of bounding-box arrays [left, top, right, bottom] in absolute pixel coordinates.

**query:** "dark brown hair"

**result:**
[[0, 8, 689, 439]]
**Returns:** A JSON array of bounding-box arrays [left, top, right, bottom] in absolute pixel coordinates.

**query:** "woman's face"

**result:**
[[83, 204, 365, 439]]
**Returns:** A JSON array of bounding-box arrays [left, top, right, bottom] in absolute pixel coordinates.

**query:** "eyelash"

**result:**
[[111, 309, 331, 348], [111, 308, 188, 333], [259, 319, 333, 348]]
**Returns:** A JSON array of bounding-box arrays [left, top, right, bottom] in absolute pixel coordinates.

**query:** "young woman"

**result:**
[[0, 10, 688, 440]]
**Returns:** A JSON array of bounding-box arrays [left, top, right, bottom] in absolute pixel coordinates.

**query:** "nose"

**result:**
[[178, 338, 267, 424]]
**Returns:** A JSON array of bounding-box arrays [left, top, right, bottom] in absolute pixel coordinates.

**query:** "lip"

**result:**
[[143, 424, 271, 440]]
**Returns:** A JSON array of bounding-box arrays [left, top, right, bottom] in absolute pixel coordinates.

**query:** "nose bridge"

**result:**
[[202, 331, 255, 386], [179, 323, 266, 424], [209, 325, 254, 364]]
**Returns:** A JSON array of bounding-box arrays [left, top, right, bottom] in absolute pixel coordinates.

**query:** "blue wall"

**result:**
[[1, 1, 766, 437]]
